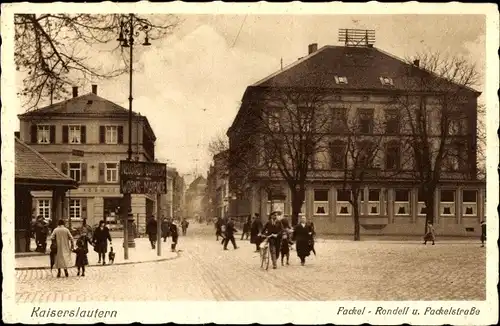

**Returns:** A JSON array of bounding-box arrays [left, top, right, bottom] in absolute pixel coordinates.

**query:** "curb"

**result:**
[[15, 251, 181, 271]]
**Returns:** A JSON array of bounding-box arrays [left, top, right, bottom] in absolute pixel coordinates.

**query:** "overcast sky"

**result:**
[[15, 14, 486, 177]]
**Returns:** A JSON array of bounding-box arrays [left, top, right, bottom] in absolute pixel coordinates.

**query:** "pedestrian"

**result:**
[[181, 218, 189, 236], [170, 219, 179, 252], [161, 217, 170, 242], [250, 213, 263, 252], [50, 219, 75, 278], [92, 220, 112, 265], [73, 236, 90, 277], [261, 212, 283, 269], [480, 220, 486, 247], [241, 215, 251, 240], [423, 221, 436, 245], [280, 228, 293, 266], [35, 216, 49, 253], [215, 217, 224, 241], [146, 215, 158, 249], [292, 216, 313, 266], [223, 217, 239, 250]]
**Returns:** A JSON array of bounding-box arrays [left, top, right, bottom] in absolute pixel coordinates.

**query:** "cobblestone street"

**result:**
[[15, 223, 486, 302]]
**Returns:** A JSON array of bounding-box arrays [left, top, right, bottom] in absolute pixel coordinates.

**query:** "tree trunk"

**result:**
[[290, 188, 305, 226], [424, 185, 436, 235], [353, 202, 361, 241]]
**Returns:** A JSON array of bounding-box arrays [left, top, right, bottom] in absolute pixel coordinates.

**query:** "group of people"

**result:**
[[49, 219, 113, 278], [423, 220, 487, 247], [145, 216, 190, 252], [215, 212, 317, 269]]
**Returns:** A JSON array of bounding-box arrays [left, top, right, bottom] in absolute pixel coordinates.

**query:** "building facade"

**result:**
[[159, 167, 185, 220], [227, 43, 486, 236], [206, 151, 230, 219], [184, 176, 207, 220], [18, 85, 158, 231]]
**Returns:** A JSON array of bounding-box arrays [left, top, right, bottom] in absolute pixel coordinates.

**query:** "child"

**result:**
[[280, 229, 293, 266], [108, 246, 115, 264], [423, 221, 436, 245], [73, 237, 89, 276]]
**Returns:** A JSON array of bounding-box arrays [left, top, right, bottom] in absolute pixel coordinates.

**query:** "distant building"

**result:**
[[206, 151, 230, 219], [184, 176, 207, 220], [159, 167, 185, 220], [17, 85, 158, 231], [227, 41, 485, 236]]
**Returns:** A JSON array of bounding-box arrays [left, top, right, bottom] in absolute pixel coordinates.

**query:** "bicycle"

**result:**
[[259, 234, 277, 270]]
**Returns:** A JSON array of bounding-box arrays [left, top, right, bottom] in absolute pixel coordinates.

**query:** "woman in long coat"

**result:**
[[293, 216, 314, 266], [250, 214, 263, 252], [93, 220, 112, 264], [50, 219, 75, 277]]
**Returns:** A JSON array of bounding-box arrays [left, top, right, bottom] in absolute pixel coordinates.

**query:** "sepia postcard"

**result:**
[[1, 2, 498, 325]]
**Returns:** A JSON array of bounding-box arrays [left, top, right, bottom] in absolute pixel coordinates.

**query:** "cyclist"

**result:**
[[260, 211, 283, 269]]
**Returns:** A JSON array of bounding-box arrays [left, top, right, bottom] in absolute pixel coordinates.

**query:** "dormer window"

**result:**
[[380, 76, 394, 86], [334, 76, 348, 84]]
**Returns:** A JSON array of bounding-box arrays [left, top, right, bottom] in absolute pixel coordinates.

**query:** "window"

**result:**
[[69, 199, 82, 220], [462, 190, 477, 216], [368, 189, 380, 215], [68, 163, 82, 182], [386, 142, 401, 170], [336, 190, 351, 215], [314, 190, 329, 215], [331, 108, 347, 132], [334, 76, 348, 84], [37, 199, 51, 220], [69, 125, 81, 144], [105, 163, 119, 183], [440, 190, 455, 216], [358, 108, 374, 134], [298, 106, 312, 132], [417, 189, 427, 216], [449, 119, 465, 135], [37, 125, 50, 144], [330, 141, 346, 169], [106, 126, 118, 144], [379, 76, 394, 86], [357, 140, 375, 168], [385, 109, 400, 134], [267, 110, 281, 132], [395, 189, 410, 216]]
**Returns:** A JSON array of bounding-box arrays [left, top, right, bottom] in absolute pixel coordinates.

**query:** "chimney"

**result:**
[[72, 86, 78, 98], [413, 59, 420, 67], [308, 43, 318, 54], [14, 131, 20, 139], [91, 84, 97, 95]]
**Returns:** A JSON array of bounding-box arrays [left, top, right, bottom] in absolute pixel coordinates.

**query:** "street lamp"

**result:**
[[117, 14, 152, 259]]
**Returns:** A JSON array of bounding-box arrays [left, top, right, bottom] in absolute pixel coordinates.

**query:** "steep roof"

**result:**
[[15, 138, 78, 187], [18, 92, 157, 141], [253, 45, 481, 94]]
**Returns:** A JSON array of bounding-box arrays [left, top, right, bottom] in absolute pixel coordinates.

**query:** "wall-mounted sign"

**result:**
[[120, 161, 167, 194]]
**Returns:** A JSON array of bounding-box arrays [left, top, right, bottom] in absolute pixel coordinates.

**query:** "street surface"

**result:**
[[16, 222, 486, 302]]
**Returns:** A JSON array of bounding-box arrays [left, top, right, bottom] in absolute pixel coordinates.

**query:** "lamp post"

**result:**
[[117, 14, 152, 259]]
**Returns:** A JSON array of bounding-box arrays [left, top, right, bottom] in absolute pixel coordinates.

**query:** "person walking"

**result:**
[[161, 217, 170, 242], [241, 215, 251, 240], [423, 221, 436, 245], [293, 216, 314, 266], [146, 215, 158, 249], [261, 212, 283, 269], [308, 220, 317, 256], [92, 220, 112, 265], [170, 219, 179, 252], [73, 234, 91, 277], [280, 228, 293, 266], [181, 218, 189, 236], [250, 214, 263, 252], [35, 216, 49, 253], [215, 217, 223, 241], [50, 219, 75, 278], [480, 220, 486, 247], [223, 217, 239, 250]]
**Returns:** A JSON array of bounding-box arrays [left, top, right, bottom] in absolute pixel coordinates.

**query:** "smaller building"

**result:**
[[159, 167, 185, 219], [15, 137, 78, 252]]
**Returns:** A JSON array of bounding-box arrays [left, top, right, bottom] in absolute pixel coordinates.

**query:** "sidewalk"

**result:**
[[15, 238, 179, 270]]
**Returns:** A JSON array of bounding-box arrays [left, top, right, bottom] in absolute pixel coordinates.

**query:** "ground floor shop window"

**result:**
[[462, 190, 477, 216], [336, 190, 351, 215], [69, 199, 81, 220], [103, 197, 122, 224], [440, 190, 455, 216], [314, 190, 329, 215], [417, 189, 427, 216], [395, 189, 410, 216], [368, 189, 381, 215], [37, 199, 51, 219]]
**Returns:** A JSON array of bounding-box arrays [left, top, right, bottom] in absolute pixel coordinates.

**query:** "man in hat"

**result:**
[[261, 211, 283, 269], [480, 220, 486, 247]]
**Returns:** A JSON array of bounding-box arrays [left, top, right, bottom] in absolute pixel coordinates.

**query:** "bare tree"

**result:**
[[15, 14, 179, 109], [394, 51, 481, 230]]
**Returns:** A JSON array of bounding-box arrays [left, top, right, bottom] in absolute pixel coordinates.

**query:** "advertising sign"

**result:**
[[119, 160, 167, 194]]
